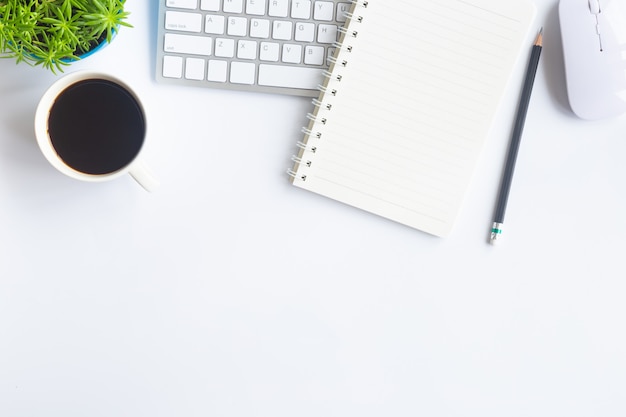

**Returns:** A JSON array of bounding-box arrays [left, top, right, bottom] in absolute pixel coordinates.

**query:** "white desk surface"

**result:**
[[2, 1, 625, 416]]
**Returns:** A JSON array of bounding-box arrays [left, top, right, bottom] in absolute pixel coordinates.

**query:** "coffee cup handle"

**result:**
[[129, 159, 159, 192]]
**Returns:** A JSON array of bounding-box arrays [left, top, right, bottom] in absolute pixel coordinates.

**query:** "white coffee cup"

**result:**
[[34, 70, 158, 191]]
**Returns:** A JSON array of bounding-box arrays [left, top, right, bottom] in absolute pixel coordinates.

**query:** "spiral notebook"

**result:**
[[288, 0, 536, 237]]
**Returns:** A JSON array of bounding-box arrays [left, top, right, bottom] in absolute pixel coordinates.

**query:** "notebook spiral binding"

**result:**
[[287, 0, 368, 182]]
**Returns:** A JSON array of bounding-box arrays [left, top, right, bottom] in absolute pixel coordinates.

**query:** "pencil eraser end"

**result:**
[[490, 223, 503, 245]]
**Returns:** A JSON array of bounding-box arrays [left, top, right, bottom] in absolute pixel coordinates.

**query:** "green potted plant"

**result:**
[[0, 0, 131, 73]]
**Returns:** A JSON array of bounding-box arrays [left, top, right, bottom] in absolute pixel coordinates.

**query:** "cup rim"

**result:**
[[34, 70, 147, 182]]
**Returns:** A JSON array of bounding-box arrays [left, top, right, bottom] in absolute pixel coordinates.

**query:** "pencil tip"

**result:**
[[535, 28, 544, 46]]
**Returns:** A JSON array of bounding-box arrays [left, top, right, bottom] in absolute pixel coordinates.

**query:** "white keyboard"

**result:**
[[156, 0, 352, 96]]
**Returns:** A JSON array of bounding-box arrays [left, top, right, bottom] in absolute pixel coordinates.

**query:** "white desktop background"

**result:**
[[1, 1, 625, 416]]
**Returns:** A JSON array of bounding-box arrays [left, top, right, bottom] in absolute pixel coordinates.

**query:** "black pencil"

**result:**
[[490, 28, 543, 244]]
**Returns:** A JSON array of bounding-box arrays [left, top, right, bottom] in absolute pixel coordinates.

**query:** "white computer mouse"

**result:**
[[559, 0, 626, 120]]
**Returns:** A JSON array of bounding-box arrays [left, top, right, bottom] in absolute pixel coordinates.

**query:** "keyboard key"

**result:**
[[317, 24, 337, 43], [185, 57, 206, 80], [304, 45, 324, 65], [230, 62, 256, 84], [227, 16, 248, 36], [201, 0, 221, 11], [326, 47, 335, 65], [336, 2, 350, 22], [258, 64, 323, 89], [313, 1, 334, 21], [223, 0, 244, 13], [282, 43, 302, 63], [272, 21, 293, 40], [246, 0, 267, 15], [165, 11, 202, 33], [205, 15, 225, 34], [207, 59, 228, 81], [164, 33, 212, 56], [268, 0, 288, 17], [260, 42, 280, 61], [237, 40, 258, 60], [291, 0, 311, 19], [250, 19, 271, 38], [167, 0, 198, 9], [295, 22, 315, 42], [163, 55, 184, 78], [215, 38, 236, 57]]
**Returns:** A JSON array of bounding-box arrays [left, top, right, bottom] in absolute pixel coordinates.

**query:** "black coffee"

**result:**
[[48, 79, 145, 175]]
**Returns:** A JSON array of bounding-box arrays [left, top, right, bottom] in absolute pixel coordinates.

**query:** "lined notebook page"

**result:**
[[291, 0, 536, 237]]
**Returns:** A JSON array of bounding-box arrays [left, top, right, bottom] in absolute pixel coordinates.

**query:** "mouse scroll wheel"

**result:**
[[589, 0, 601, 14]]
